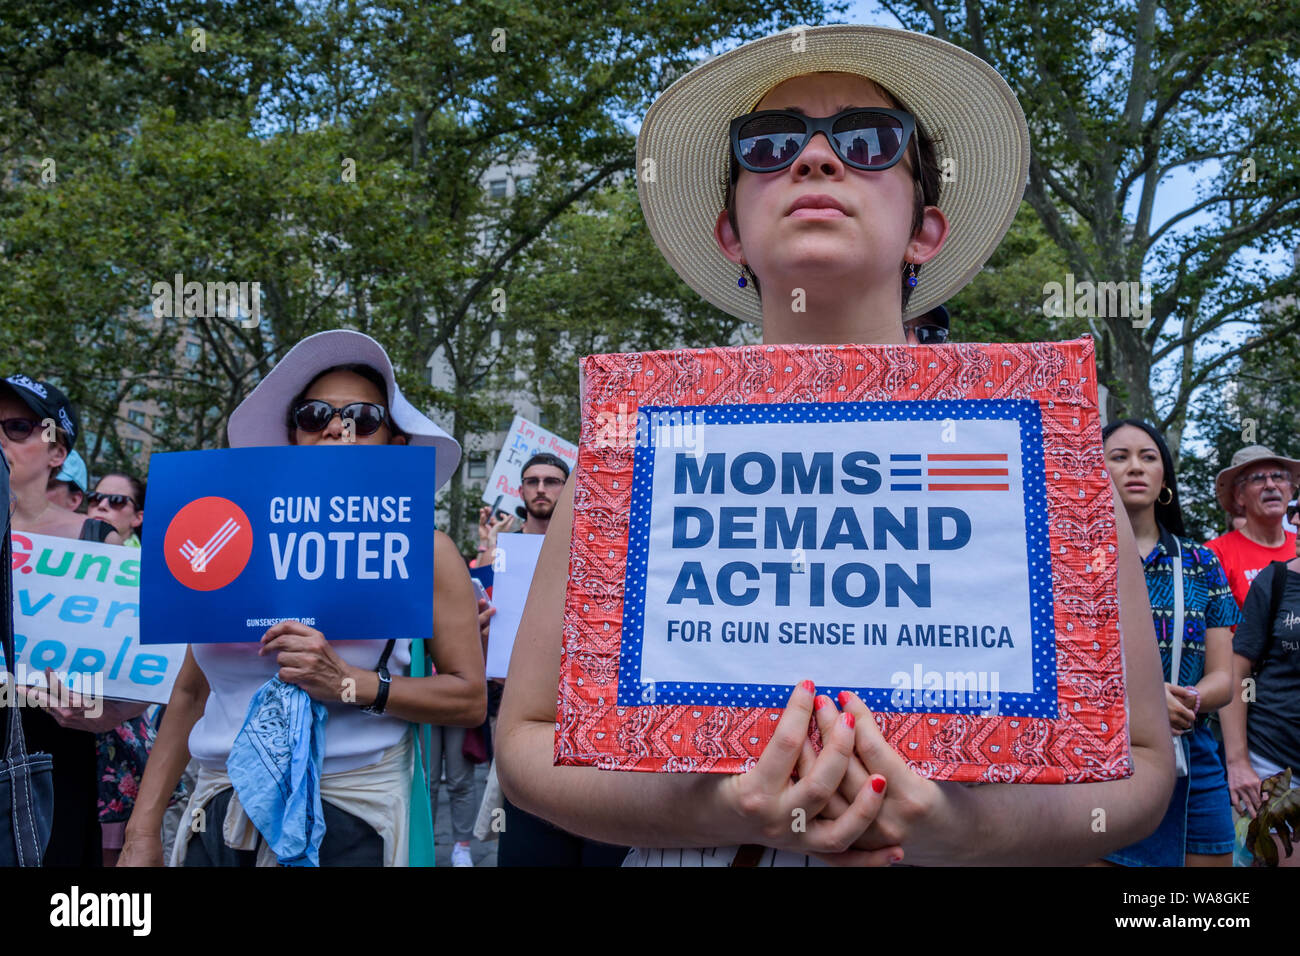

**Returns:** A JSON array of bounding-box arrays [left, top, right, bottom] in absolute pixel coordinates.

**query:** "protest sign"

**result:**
[[482, 415, 577, 516], [5, 532, 185, 703], [558, 338, 1129, 783], [484, 533, 545, 679], [142, 445, 437, 644]]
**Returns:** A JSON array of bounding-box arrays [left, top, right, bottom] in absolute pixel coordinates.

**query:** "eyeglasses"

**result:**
[[730, 108, 916, 174], [521, 476, 565, 490], [291, 400, 389, 437], [0, 418, 42, 442], [1236, 470, 1295, 488], [910, 325, 949, 345], [87, 492, 137, 510]]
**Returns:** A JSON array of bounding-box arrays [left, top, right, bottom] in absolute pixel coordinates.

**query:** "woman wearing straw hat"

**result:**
[[120, 330, 486, 866], [497, 24, 1173, 865]]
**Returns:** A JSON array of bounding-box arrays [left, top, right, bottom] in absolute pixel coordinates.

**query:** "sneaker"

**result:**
[[451, 842, 474, 867]]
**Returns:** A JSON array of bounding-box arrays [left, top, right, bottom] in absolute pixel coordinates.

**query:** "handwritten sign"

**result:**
[[482, 415, 577, 516], [558, 339, 1130, 783], [142, 445, 437, 644], [5, 533, 186, 703]]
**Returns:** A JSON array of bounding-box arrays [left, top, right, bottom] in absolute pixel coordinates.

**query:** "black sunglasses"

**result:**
[[87, 491, 137, 510], [911, 324, 949, 345], [730, 107, 916, 174], [291, 400, 390, 437], [0, 417, 42, 442]]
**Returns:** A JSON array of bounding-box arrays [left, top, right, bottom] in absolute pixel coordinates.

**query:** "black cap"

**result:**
[[2, 375, 79, 448]]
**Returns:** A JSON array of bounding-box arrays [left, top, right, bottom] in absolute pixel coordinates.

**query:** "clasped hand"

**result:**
[[715, 679, 942, 865]]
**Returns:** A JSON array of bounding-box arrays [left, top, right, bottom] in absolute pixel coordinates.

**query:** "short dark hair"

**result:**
[[521, 452, 569, 480], [723, 79, 942, 310]]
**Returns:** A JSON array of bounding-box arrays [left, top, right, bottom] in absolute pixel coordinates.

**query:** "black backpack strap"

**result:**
[[1256, 560, 1290, 678]]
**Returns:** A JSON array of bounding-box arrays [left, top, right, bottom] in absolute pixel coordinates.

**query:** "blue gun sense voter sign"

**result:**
[[142, 445, 437, 643]]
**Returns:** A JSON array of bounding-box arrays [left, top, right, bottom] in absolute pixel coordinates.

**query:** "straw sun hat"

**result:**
[[636, 24, 1031, 322]]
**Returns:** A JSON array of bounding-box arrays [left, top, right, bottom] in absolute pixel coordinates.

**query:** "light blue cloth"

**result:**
[[226, 677, 329, 866]]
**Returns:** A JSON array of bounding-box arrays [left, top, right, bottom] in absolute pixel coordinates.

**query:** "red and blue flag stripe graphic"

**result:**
[[890, 453, 1010, 491]]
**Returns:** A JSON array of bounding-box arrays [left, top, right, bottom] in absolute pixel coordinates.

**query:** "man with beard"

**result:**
[[515, 452, 568, 534]]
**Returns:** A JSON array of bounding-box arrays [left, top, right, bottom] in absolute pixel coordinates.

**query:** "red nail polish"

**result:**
[[837, 690, 849, 708], [842, 713, 855, 729], [890, 852, 903, 864], [813, 695, 826, 711], [800, 680, 816, 695], [871, 776, 886, 794]]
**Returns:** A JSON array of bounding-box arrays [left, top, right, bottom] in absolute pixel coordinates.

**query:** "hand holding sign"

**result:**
[[30, 668, 148, 733]]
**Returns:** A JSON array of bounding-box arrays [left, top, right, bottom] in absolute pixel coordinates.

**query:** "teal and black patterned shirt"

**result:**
[[1142, 527, 1242, 686]]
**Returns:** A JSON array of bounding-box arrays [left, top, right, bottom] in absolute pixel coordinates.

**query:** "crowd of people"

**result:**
[[2, 24, 1295, 868]]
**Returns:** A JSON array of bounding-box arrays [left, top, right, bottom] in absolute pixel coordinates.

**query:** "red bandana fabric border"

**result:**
[[556, 337, 1131, 784]]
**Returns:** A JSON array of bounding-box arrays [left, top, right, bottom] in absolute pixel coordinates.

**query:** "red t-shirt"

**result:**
[[1205, 528, 1298, 607]]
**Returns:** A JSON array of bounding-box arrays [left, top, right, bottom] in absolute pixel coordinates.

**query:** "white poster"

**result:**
[[6, 532, 187, 703], [484, 533, 545, 679], [481, 415, 577, 516]]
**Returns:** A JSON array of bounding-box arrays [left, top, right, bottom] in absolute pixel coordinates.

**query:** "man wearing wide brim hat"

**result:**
[[1207, 445, 1300, 608]]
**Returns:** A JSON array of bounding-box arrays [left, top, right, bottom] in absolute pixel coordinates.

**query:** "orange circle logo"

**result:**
[[163, 496, 254, 591]]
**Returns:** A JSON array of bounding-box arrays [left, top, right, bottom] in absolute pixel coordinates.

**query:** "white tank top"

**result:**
[[188, 638, 413, 775]]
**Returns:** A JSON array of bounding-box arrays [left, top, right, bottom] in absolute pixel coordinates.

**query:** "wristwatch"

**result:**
[[362, 664, 392, 715]]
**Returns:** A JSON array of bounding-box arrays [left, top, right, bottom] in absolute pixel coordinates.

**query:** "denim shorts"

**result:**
[[1106, 723, 1234, 865], [1184, 726, 1235, 856]]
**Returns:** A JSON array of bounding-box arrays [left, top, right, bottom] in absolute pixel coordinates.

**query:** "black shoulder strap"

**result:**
[[3, 461, 33, 761], [1257, 560, 1290, 676], [78, 518, 114, 543]]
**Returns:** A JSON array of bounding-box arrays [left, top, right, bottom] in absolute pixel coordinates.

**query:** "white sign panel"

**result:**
[[6, 532, 187, 703], [484, 533, 545, 680], [481, 416, 577, 516]]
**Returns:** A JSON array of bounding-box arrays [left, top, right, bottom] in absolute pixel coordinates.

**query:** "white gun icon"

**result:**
[[178, 517, 240, 572]]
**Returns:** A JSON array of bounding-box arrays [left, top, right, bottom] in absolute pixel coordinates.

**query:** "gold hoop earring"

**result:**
[[1157, 486, 1173, 506]]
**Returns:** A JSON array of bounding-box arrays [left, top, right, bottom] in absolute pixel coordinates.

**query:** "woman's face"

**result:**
[[715, 72, 948, 311], [88, 475, 142, 538], [0, 391, 66, 485], [1104, 425, 1165, 512], [291, 370, 404, 447]]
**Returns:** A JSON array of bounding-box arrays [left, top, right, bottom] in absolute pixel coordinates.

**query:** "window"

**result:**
[[184, 342, 201, 361], [468, 454, 487, 479], [128, 410, 147, 427], [125, 439, 143, 455], [488, 178, 507, 199]]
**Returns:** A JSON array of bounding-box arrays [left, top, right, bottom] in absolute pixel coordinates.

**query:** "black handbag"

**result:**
[[0, 454, 54, 865]]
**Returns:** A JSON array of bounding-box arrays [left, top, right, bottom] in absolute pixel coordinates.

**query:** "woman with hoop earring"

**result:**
[[1101, 419, 1240, 866]]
